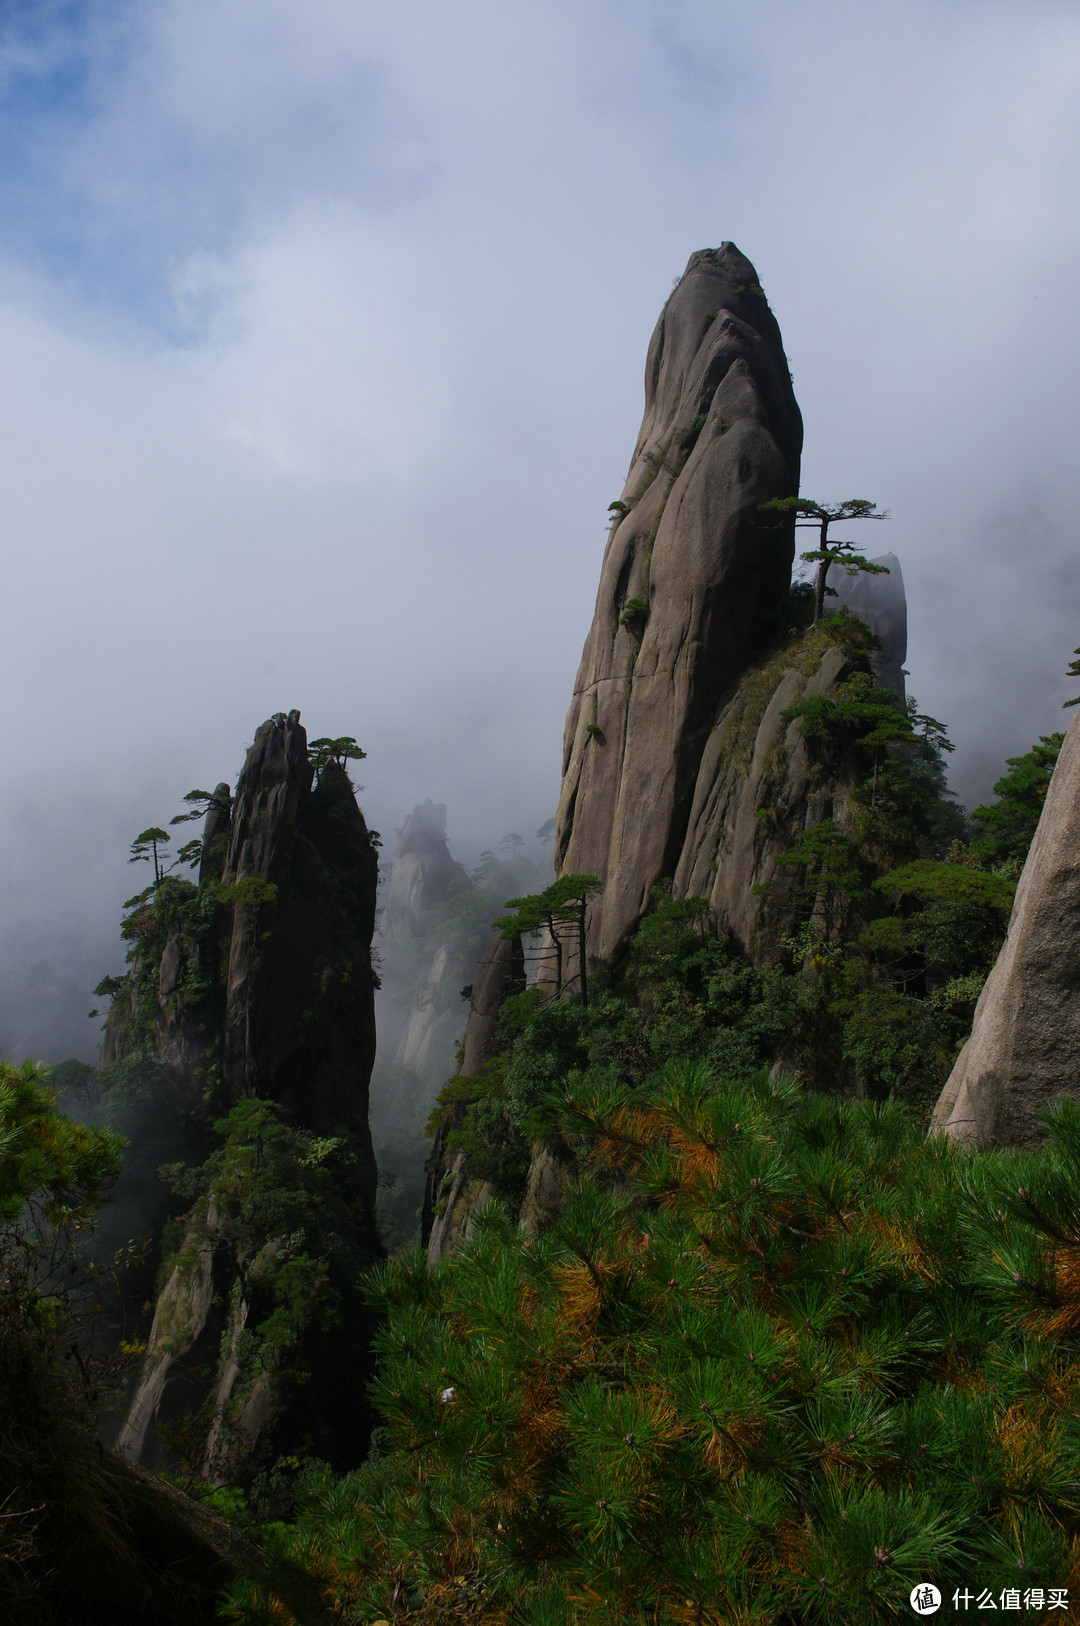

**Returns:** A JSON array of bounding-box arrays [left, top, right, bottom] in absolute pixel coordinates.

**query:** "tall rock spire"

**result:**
[[555, 245, 802, 959], [113, 713, 382, 1478]]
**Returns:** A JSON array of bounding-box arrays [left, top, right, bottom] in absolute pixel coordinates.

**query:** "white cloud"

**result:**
[[1, 0, 1079, 1052]]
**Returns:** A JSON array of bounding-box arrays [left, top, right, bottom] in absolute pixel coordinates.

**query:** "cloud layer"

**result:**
[[1, 0, 1079, 1057]]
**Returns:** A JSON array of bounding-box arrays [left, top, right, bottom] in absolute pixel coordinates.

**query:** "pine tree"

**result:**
[[759, 496, 889, 622], [225, 1068, 1080, 1623]]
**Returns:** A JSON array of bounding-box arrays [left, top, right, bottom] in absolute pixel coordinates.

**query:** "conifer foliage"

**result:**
[[225, 1069, 1080, 1624]]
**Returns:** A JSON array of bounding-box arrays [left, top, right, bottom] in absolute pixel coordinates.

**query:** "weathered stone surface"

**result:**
[[826, 552, 907, 696], [221, 712, 309, 887], [460, 932, 526, 1078], [555, 244, 802, 961], [520, 1140, 570, 1235], [675, 639, 859, 951], [931, 712, 1080, 1148], [115, 1212, 216, 1465], [197, 783, 232, 887]]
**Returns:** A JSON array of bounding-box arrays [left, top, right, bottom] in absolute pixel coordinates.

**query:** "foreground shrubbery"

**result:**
[[225, 1069, 1080, 1624]]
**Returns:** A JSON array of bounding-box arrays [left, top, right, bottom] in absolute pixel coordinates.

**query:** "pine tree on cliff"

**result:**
[[495, 874, 602, 1008], [761, 496, 889, 621], [1064, 645, 1080, 706]]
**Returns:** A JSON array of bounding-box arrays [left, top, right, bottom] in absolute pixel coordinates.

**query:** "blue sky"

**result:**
[[2, 0, 1080, 1056]]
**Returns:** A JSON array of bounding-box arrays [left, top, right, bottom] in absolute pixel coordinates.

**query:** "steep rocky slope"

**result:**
[[424, 248, 821, 1259], [674, 629, 866, 952], [931, 709, 1080, 1147], [423, 249, 937, 1259], [110, 712, 382, 1479]]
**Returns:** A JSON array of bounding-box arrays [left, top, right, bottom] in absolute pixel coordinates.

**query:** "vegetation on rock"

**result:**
[[760, 497, 890, 623]]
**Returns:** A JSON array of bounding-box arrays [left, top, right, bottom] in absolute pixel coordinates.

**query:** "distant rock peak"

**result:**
[[383, 799, 469, 946], [825, 552, 908, 697]]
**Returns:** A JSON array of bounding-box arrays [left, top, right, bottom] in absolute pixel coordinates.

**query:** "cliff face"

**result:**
[[675, 633, 864, 952], [931, 710, 1080, 1148], [113, 713, 382, 1479], [555, 244, 803, 961]]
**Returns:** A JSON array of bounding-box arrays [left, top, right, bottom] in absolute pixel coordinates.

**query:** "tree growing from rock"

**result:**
[[128, 826, 171, 885], [1064, 645, 1080, 707], [761, 496, 889, 622], [307, 736, 366, 783], [495, 874, 603, 1008]]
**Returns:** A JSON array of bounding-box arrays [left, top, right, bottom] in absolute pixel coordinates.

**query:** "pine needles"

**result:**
[[225, 1073, 1080, 1623]]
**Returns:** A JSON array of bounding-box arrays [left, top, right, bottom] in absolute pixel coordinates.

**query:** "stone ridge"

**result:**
[[554, 243, 803, 962]]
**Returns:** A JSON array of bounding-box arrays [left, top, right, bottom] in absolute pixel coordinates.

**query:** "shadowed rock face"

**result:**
[[115, 713, 382, 1479], [931, 712, 1080, 1148], [555, 244, 803, 960], [219, 716, 380, 1140]]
